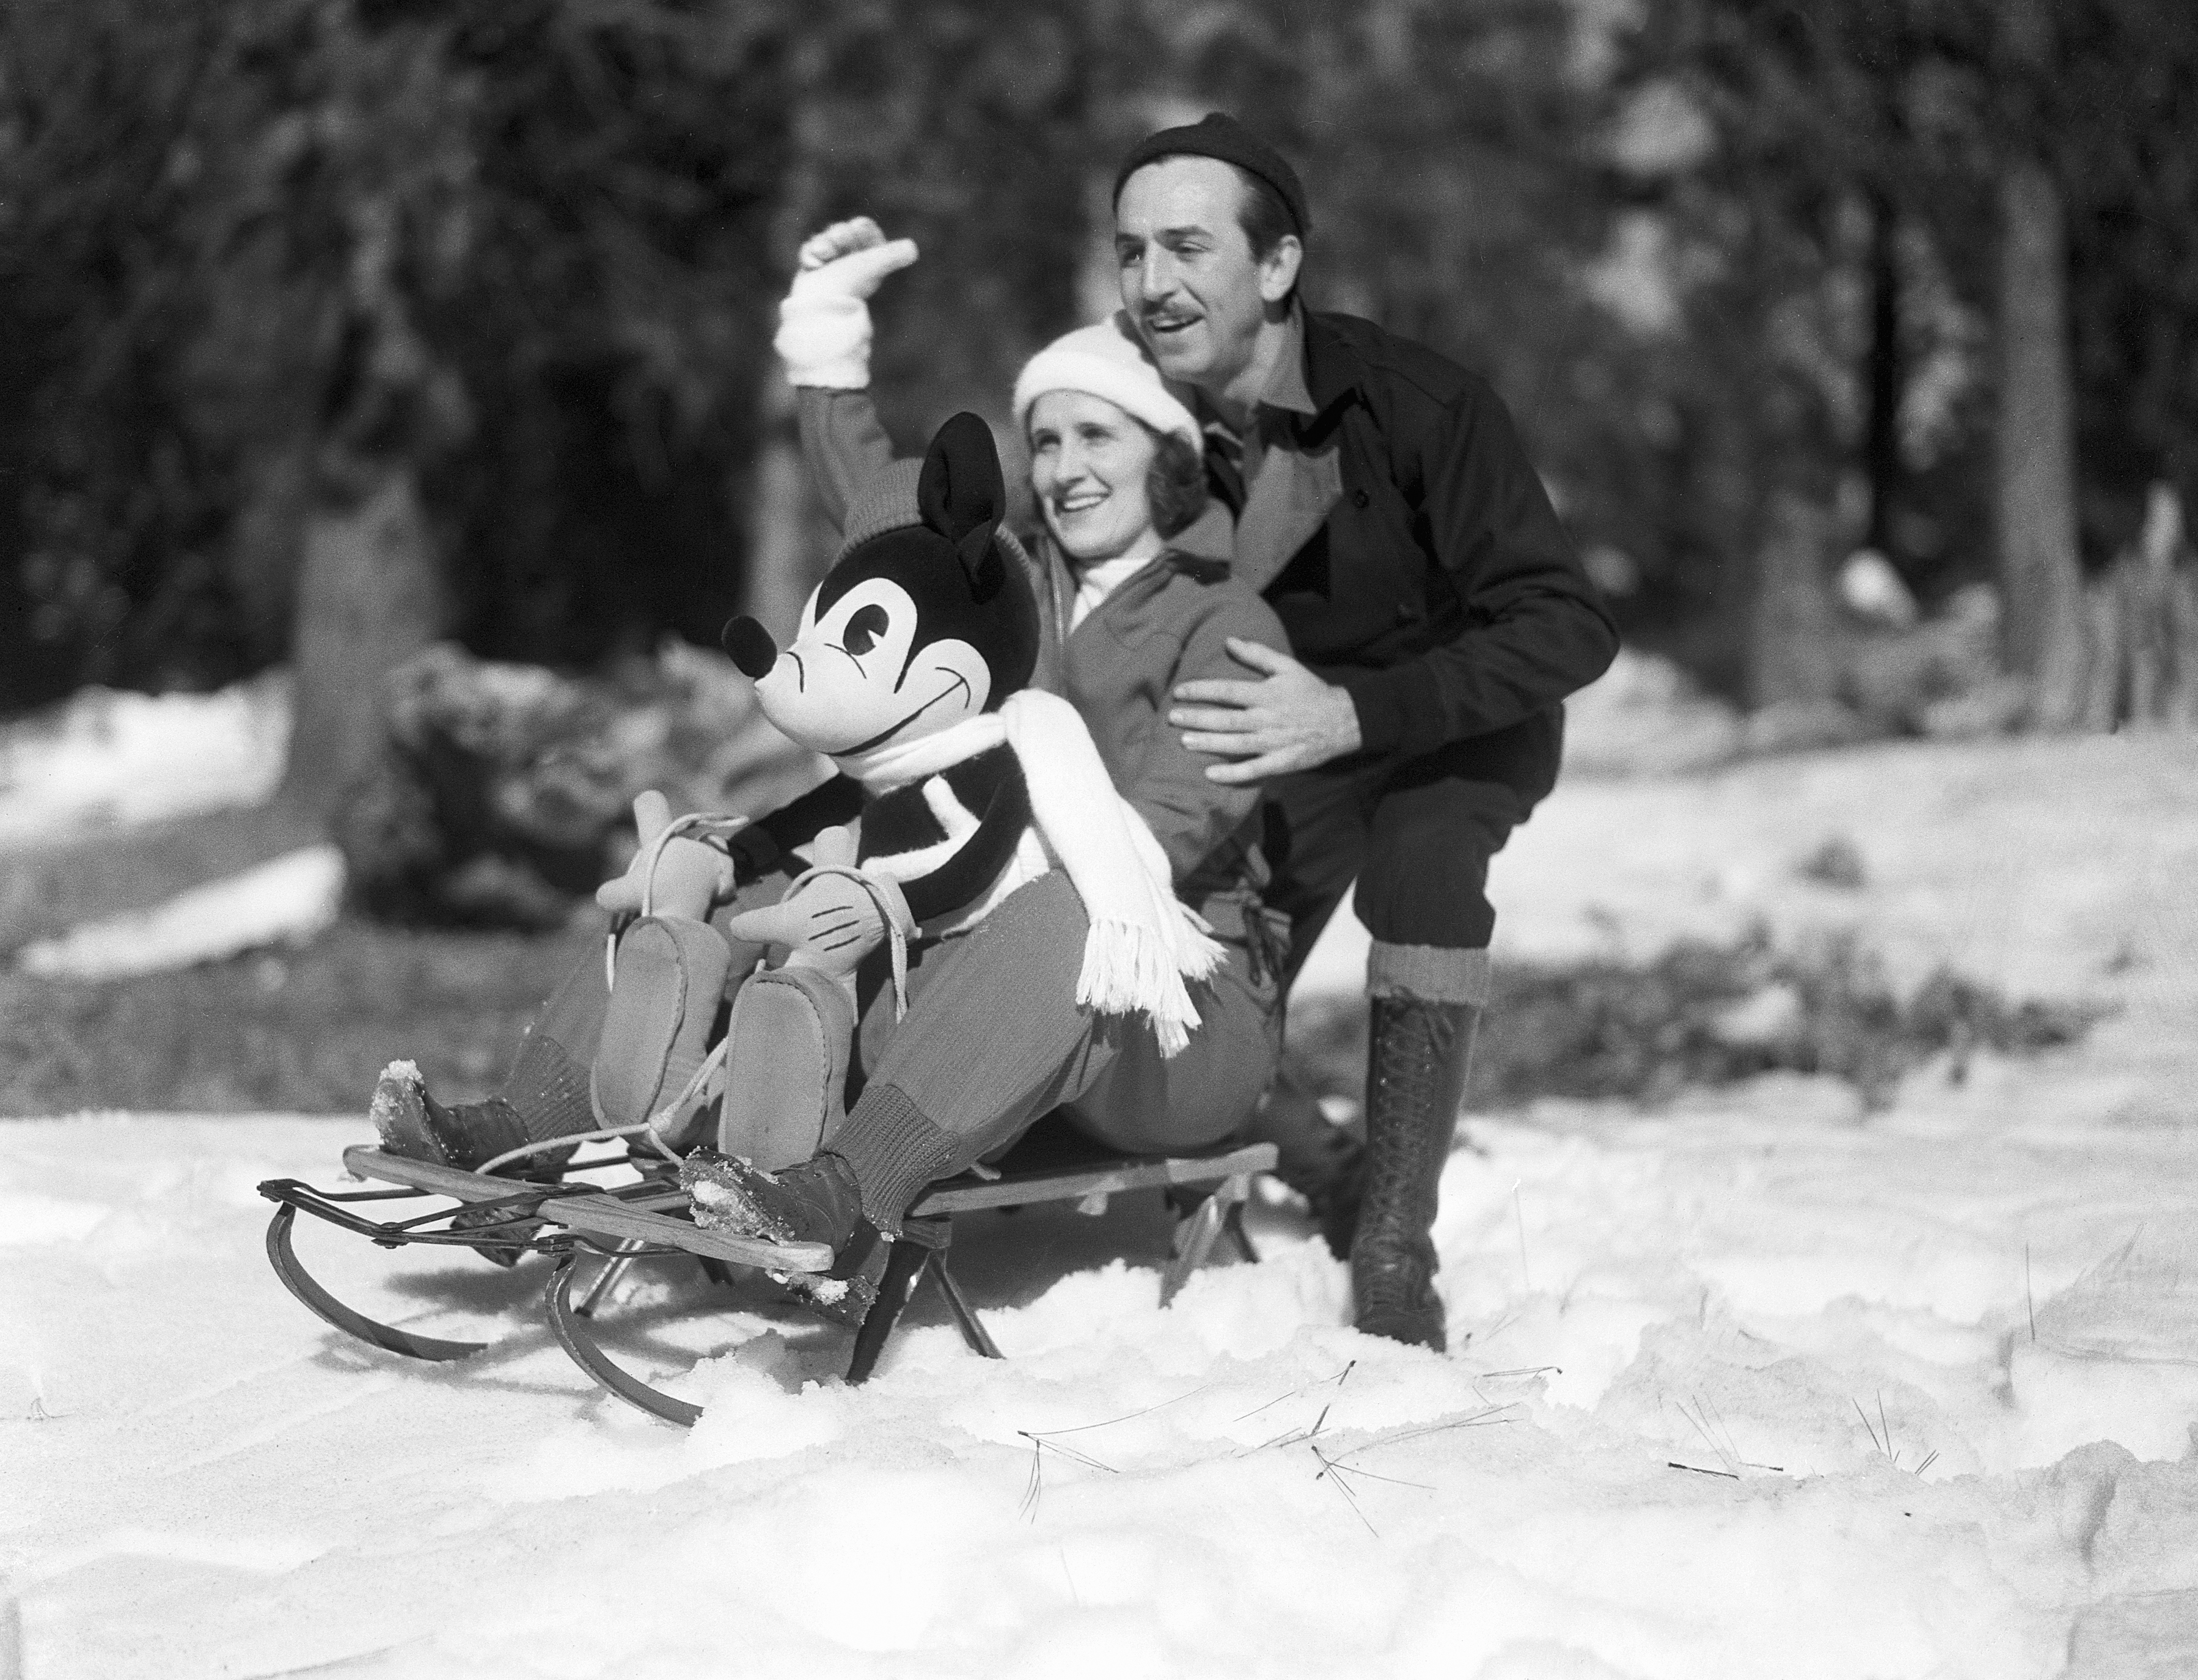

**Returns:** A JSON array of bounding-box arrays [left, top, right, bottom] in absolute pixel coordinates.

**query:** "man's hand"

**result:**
[[1169, 638, 1363, 783]]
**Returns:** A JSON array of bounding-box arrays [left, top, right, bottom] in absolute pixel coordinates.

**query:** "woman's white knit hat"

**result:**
[[1012, 314, 1201, 450]]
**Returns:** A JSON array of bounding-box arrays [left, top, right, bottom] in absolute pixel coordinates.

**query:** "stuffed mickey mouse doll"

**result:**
[[568, 413, 1042, 1172], [691, 411, 1047, 1178]]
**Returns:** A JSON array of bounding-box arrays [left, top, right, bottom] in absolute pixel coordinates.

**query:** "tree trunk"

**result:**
[[2075, 578, 2121, 732], [277, 464, 446, 821], [1993, 159, 2089, 728], [1864, 189, 1903, 563], [2085, 483, 2195, 732], [1748, 489, 1841, 709], [2121, 490, 2167, 726], [2167, 567, 2198, 731], [228, 444, 313, 670]]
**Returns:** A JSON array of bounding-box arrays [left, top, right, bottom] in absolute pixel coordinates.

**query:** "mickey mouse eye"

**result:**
[[843, 603, 890, 656]]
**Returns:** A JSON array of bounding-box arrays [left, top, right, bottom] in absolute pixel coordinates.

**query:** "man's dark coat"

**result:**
[[1251, 311, 1619, 804]]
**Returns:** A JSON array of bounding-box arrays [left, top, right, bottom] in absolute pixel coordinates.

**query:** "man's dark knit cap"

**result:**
[[1113, 112, 1310, 239]]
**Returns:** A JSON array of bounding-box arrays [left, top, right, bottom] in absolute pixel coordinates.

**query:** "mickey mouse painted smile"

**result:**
[[720, 411, 1038, 767], [727, 582, 992, 760]]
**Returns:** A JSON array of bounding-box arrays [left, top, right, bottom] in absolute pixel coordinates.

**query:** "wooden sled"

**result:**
[[260, 1131, 1275, 1428]]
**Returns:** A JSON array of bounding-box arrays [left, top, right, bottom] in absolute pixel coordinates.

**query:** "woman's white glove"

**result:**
[[773, 216, 920, 391]]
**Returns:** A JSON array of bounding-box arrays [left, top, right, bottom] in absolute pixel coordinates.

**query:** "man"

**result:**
[[1112, 114, 1619, 1349]]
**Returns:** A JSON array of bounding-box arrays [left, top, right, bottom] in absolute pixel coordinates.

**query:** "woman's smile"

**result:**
[[1028, 390, 1167, 568]]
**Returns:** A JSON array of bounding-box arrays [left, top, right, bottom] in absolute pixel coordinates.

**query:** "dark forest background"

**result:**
[[5, 0, 2196, 777], [4, 0, 2191, 1115]]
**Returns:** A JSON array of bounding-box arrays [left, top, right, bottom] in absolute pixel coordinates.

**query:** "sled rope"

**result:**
[[475, 1124, 665, 1177], [646, 1035, 731, 1150], [604, 809, 753, 992], [776, 862, 915, 1020], [639, 811, 750, 920], [474, 1033, 730, 1178]]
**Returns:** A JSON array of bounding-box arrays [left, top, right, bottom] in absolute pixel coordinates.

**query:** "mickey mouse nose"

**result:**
[[721, 616, 778, 680]]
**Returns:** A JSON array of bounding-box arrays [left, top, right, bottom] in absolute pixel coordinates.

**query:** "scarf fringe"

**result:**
[[1003, 691, 1227, 1060], [1077, 917, 1214, 1059], [835, 691, 1228, 1060]]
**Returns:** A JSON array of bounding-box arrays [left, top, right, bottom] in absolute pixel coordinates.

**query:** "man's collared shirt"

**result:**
[[1191, 306, 1343, 595]]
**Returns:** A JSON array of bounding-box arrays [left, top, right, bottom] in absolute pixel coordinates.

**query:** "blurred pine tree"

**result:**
[[3, 0, 2193, 742]]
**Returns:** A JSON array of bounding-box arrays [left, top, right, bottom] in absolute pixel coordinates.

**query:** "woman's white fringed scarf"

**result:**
[[837, 691, 1223, 1057]]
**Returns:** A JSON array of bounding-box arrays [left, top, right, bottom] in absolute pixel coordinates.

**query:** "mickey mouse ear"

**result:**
[[917, 412, 1005, 584]]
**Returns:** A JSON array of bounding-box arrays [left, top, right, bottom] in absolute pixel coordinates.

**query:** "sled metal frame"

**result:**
[[261, 1138, 1274, 1431]]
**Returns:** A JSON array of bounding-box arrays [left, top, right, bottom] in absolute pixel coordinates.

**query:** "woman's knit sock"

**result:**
[[824, 1082, 968, 1235], [503, 1029, 599, 1144]]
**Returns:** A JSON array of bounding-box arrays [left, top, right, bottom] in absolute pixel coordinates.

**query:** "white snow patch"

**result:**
[[15, 843, 343, 980], [5, 736, 2198, 1678], [0, 1194, 107, 1246], [0, 671, 289, 842]]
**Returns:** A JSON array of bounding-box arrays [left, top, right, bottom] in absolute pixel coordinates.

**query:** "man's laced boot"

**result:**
[[1351, 997, 1480, 1351]]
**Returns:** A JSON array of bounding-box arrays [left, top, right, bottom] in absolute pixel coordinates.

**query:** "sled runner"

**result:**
[[258, 1131, 1273, 1427]]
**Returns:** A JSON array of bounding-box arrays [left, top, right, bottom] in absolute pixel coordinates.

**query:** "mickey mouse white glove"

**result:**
[[773, 217, 920, 391]]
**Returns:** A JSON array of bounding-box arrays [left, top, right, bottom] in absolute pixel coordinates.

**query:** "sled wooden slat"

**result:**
[[339, 1146, 833, 1274], [547, 1195, 833, 1274], [908, 1142, 1277, 1216], [342, 1146, 537, 1203]]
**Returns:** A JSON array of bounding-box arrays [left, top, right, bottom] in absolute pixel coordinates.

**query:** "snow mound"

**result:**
[[0, 671, 290, 843], [14, 843, 344, 980], [1560, 648, 1744, 777], [5, 1090, 2198, 1679]]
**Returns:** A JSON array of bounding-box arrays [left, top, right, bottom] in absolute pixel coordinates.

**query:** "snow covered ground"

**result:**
[[5, 731, 2197, 1679]]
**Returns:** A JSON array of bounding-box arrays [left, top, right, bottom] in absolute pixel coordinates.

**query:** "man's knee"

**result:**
[[1352, 834, 1497, 950], [1352, 777, 1518, 953]]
